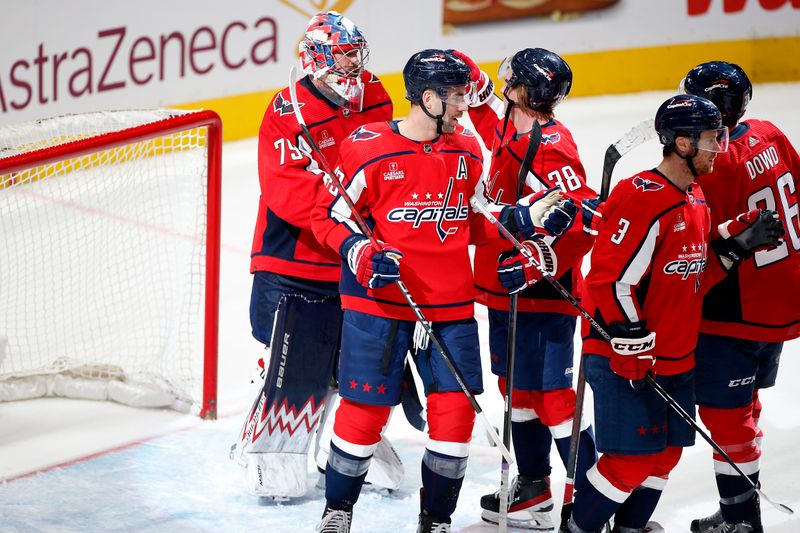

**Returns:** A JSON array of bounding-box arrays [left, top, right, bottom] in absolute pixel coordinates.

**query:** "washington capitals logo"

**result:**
[[350, 126, 380, 142], [542, 132, 561, 145], [273, 93, 303, 117], [633, 175, 664, 192], [387, 177, 468, 242]]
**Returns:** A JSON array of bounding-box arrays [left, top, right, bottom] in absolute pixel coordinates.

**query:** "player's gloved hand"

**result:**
[[502, 188, 576, 238], [581, 196, 604, 236], [496, 240, 557, 294], [413, 321, 430, 352], [497, 243, 543, 294], [608, 320, 656, 383], [341, 234, 403, 289], [712, 209, 785, 271], [450, 49, 494, 108]]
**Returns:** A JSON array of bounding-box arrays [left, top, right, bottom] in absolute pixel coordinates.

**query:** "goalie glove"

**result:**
[[712, 209, 785, 271], [500, 188, 576, 239], [341, 234, 403, 289], [608, 320, 656, 383]]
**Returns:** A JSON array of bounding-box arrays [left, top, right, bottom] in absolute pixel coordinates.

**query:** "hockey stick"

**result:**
[[498, 121, 543, 533], [561, 119, 657, 523], [599, 119, 656, 200], [400, 361, 427, 432], [643, 374, 793, 515], [471, 199, 794, 515], [288, 66, 514, 464]]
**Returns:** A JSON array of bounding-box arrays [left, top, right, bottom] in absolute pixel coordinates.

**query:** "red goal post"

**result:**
[[0, 109, 221, 419]]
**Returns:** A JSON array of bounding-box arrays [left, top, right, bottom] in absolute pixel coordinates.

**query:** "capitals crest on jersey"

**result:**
[[387, 177, 469, 243], [542, 132, 561, 145], [633, 175, 664, 192], [350, 125, 381, 142], [273, 93, 303, 117]]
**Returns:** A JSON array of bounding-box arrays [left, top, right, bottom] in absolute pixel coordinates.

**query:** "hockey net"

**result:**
[[0, 109, 221, 418]]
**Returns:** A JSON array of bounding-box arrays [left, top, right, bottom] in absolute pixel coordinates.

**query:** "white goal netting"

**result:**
[[0, 109, 220, 417]]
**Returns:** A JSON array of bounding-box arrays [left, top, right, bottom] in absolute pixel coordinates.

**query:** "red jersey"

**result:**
[[582, 170, 727, 375], [312, 120, 492, 322], [468, 103, 596, 314], [696, 119, 800, 342], [250, 72, 393, 281]]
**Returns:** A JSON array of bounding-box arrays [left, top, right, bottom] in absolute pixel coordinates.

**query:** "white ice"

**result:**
[[1, 84, 799, 532]]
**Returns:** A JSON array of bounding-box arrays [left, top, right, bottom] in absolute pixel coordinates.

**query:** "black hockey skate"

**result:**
[[417, 511, 451, 533], [316, 504, 352, 533], [690, 494, 762, 533], [480, 475, 554, 531]]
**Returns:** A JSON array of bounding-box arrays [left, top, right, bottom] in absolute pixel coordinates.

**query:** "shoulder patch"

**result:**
[[459, 127, 475, 138], [633, 175, 664, 192], [273, 93, 303, 117], [350, 125, 381, 142], [541, 132, 561, 145]]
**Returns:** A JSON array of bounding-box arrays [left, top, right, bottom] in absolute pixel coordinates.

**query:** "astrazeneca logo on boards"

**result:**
[[0, 16, 279, 115]]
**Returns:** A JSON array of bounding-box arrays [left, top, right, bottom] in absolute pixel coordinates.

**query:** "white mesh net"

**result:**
[[0, 109, 215, 414]]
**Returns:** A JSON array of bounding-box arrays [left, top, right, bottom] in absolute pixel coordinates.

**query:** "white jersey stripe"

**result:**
[[615, 220, 660, 322]]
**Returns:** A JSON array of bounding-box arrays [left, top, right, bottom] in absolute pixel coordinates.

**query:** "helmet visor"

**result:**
[[436, 86, 469, 107], [696, 127, 729, 153], [498, 56, 512, 81]]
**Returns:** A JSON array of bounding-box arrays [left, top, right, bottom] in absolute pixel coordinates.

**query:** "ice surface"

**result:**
[[1, 84, 799, 532]]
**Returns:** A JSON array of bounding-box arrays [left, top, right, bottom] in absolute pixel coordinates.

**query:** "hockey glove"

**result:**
[[450, 50, 494, 108], [711, 209, 785, 271], [496, 240, 557, 294], [608, 320, 656, 382], [581, 196, 604, 236], [499, 188, 575, 239], [341, 234, 403, 289]]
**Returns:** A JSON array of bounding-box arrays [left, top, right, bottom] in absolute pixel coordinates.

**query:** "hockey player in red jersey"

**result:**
[[310, 49, 574, 533], [459, 47, 598, 531], [231, 11, 394, 500], [560, 95, 783, 533], [681, 61, 800, 533]]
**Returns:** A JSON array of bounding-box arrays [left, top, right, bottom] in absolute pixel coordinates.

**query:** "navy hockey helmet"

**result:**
[[681, 61, 752, 128], [403, 49, 472, 104], [499, 48, 572, 111], [655, 94, 729, 153]]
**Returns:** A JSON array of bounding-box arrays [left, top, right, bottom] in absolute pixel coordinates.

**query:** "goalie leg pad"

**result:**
[[241, 292, 342, 497]]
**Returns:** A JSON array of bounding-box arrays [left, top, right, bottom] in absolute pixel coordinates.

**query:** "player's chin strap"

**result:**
[[674, 138, 701, 177], [495, 89, 516, 157], [421, 97, 447, 135]]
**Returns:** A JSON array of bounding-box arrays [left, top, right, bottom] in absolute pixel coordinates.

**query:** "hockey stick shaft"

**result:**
[[499, 121, 543, 533], [599, 119, 656, 201], [288, 67, 514, 464], [643, 374, 793, 514], [472, 197, 794, 514], [561, 120, 656, 517]]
